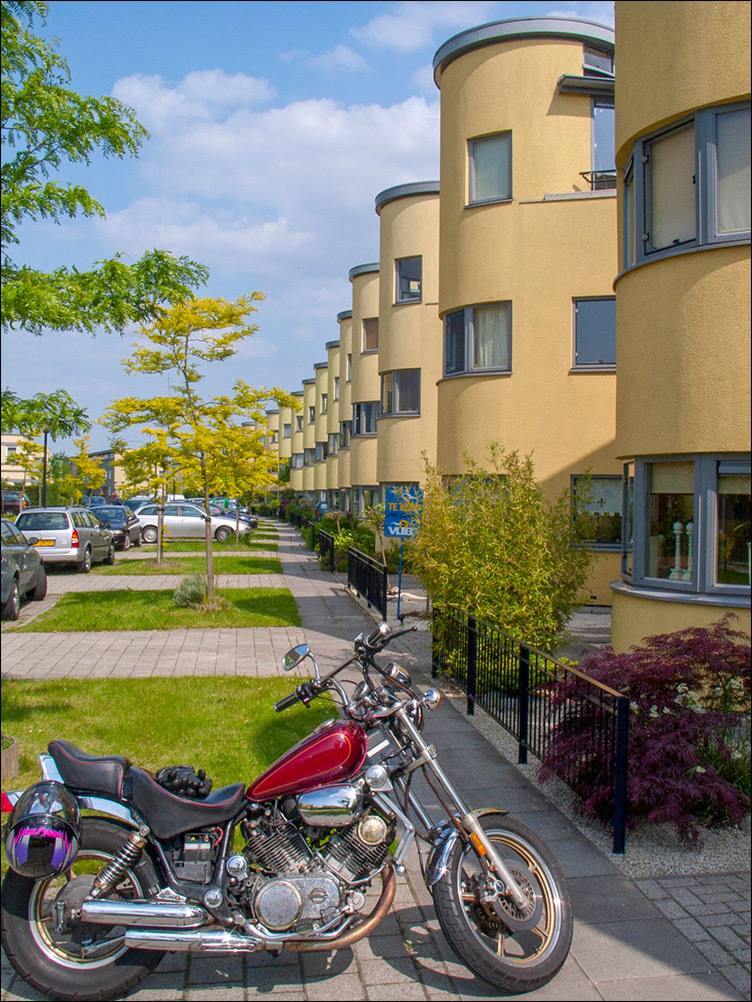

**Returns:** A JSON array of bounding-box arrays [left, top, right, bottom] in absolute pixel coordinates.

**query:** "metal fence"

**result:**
[[432, 607, 630, 853], [347, 548, 388, 621], [318, 529, 335, 572]]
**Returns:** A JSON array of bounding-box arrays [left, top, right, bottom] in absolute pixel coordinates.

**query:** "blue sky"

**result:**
[[3, 0, 614, 452]]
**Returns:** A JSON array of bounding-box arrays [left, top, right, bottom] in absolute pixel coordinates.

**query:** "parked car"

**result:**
[[14, 507, 115, 573], [0, 491, 30, 516], [81, 495, 107, 508], [92, 505, 143, 550], [134, 503, 252, 543], [1, 518, 47, 620], [206, 503, 258, 529]]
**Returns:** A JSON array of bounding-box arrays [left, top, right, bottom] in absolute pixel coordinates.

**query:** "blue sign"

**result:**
[[384, 487, 422, 538]]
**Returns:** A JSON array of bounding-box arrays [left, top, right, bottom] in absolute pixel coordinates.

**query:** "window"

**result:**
[[314, 442, 328, 463], [395, 257, 422, 303], [320, 393, 328, 414], [328, 433, 339, 456], [444, 303, 511, 376], [339, 421, 351, 449], [296, 415, 304, 432], [303, 448, 314, 466], [592, 98, 615, 175], [573, 298, 616, 368], [5, 445, 17, 456], [362, 318, 379, 352], [468, 133, 512, 204], [291, 453, 303, 469], [352, 401, 379, 436], [347, 354, 352, 381], [308, 406, 315, 424], [333, 377, 340, 401], [573, 475, 621, 548], [283, 423, 291, 439], [583, 45, 613, 76], [624, 102, 750, 268], [620, 455, 750, 596], [381, 369, 420, 415]]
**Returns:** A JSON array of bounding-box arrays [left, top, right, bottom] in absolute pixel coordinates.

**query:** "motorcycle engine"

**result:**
[[235, 794, 395, 933]]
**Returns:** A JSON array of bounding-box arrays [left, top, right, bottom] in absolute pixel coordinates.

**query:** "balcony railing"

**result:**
[[580, 170, 617, 190]]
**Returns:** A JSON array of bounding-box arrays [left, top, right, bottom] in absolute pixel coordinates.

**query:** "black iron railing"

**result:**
[[579, 169, 617, 190], [432, 607, 629, 853], [318, 529, 336, 572], [347, 548, 388, 620]]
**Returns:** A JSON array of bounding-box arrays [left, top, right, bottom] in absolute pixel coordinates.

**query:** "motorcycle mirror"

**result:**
[[283, 645, 310, 671]]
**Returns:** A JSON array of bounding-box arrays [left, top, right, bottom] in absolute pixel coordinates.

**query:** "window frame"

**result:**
[[352, 401, 379, 437], [622, 101, 750, 272], [572, 296, 617, 370], [362, 318, 379, 352], [381, 369, 421, 416], [622, 454, 751, 598], [443, 302, 512, 377], [468, 132, 512, 206], [572, 474, 622, 550], [395, 257, 422, 304]]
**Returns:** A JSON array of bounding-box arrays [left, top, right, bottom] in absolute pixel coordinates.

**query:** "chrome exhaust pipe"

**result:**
[[124, 927, 265, 952], [81, 899, 209, 928]]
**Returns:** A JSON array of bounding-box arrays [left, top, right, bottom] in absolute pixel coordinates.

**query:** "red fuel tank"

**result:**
[[247, 720, 367, 801]]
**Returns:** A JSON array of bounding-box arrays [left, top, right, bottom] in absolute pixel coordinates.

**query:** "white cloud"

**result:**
[[309, 45, 369, 73], [546, 2, 614, 27], [351, 1, 500, 53], [409, 63, 438, 95]]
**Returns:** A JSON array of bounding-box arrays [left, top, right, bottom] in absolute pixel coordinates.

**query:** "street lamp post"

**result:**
[[41, 428, 50, 507]]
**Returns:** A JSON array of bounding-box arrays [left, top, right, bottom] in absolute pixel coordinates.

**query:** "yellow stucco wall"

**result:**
[[337, 314, 353, 491], [615, 249, 751, 458], [376, 189, 442, 485], [614, 1, 751, 166], [350, 268, 380, 488], [612, 589, 751, 652]]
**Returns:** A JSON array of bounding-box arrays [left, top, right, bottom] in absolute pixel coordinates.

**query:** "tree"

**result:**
[[67, 435, 105, 500], [1, 1, 208, 334], [103, 295, 296, 596], [407, 447, 596, 651]]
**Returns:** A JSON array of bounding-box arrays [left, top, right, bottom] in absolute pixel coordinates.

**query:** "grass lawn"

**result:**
[[14, 588, 300, 631], [138, 538, 278, 553], [1, 676, 337, 800], [94, 555, 282, 575]]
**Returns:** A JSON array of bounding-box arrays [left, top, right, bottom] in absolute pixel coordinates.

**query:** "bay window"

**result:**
[[352, 402, 379, 436], [381, 369, 420, 415], [445, 303, 511, 376]]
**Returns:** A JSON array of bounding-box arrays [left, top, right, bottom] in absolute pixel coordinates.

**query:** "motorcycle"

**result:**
[[1, 623, 572, 1000]]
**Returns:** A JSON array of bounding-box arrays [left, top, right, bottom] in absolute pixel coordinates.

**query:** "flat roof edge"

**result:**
[[375, 181, 440, 214]]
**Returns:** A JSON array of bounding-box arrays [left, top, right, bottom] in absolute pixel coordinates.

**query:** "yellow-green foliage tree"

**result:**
[[408, 446, 596, 652], [103, 296, 295, 595], [67, 436, 105, 501]]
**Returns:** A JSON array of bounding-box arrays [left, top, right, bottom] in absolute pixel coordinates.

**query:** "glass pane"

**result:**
[[649, 124, 696, 249], [381, 372, 394, 414], [445, 310, 466, 373], [395, 370, 420, 412], [473, 305, 509, 369], [396, 257, 421, 301], [716, 108, 751, 234], [717, 473, 751, 586], [624, 169, 635, 266], [647, 462, 695, 580], [575, 476, 622, 545], [574, 298, 616, 365], [363, 318, 379, 351], [623, 463, 634, 575], [471, 134, 511, 202], [592, 102, 615, 171]]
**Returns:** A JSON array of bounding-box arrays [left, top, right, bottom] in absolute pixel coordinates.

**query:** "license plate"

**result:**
[[33, 539, 55, 546]]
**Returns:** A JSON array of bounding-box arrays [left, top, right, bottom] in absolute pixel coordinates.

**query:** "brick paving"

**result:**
[[1, 521, 750, 1001]]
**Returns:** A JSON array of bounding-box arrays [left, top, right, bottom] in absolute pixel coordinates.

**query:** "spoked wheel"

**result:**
[[1, 818, 163, 1002], [432, 814, 572, 994]]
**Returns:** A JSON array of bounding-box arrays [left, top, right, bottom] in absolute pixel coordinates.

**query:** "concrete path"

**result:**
[[1, 522, 750, 1001]]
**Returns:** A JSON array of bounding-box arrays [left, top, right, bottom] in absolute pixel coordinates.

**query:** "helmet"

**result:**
[[4, 781, 80, 878]]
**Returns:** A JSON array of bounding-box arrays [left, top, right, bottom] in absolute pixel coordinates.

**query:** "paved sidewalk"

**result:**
[[2, 522, 750, 1001]]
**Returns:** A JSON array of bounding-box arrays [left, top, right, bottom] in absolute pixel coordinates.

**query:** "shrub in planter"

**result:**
[[173, 574, 207, 608], [539, 615, 751, 845]]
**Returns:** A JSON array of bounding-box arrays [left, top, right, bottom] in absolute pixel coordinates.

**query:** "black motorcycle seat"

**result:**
[[129, 768, 247, 839], [48, 740, 132, 799]]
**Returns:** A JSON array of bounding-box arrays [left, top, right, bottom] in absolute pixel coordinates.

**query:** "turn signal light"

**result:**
[[71, 529, 79, 548]]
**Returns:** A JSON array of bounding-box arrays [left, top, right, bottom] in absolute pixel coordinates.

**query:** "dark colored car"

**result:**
[[1, 518, 47, 620], [1, 491, 30, 517], [92, 506, 143, 550], [81, 496, 107, 508]]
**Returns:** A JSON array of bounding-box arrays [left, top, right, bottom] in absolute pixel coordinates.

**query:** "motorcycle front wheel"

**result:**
[[1, 817, 164, 1002], [432, 814, 572, 994]]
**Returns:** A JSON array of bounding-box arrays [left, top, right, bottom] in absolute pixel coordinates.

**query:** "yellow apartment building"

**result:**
[[375, 182, 441, 496], [348, 263, 381, 514], [611, 1, 751, 648], [325, 340, 341, 506], [313, 361, 329, 500], [289, 389, 305, 494], [336, 311, 353, 511], [433, 16, 620, 604], [301, 378, 316, 498]]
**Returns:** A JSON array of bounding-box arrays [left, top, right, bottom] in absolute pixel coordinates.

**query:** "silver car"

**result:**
[[15, 507, 115, 573], [133, 503, 252, 543]]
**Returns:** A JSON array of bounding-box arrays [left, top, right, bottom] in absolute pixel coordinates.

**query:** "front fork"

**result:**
[[394, 706, 530, 913]]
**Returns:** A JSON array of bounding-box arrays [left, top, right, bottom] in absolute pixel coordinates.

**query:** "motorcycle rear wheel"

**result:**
[[1, 817, 164, 1002], [432, 814, 572, 994]]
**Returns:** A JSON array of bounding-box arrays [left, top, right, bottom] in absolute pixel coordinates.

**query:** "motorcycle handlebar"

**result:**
[[363, 624, 417, 653], [274, 691, 301, 713]]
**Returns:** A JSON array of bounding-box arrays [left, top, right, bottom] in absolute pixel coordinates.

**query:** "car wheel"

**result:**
[[215, 526, 232, 543], [123, 533, 131, 551], [142, 526, 158, 544], [77, 549, 92, 574], [2, 579, 21, 620], [32, 570, 48, 602], [105, 544, 116, 565], [134, 531, 142, 547]]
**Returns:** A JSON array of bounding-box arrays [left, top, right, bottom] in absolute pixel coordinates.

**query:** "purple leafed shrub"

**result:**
[[539, 615, 751, 845]]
